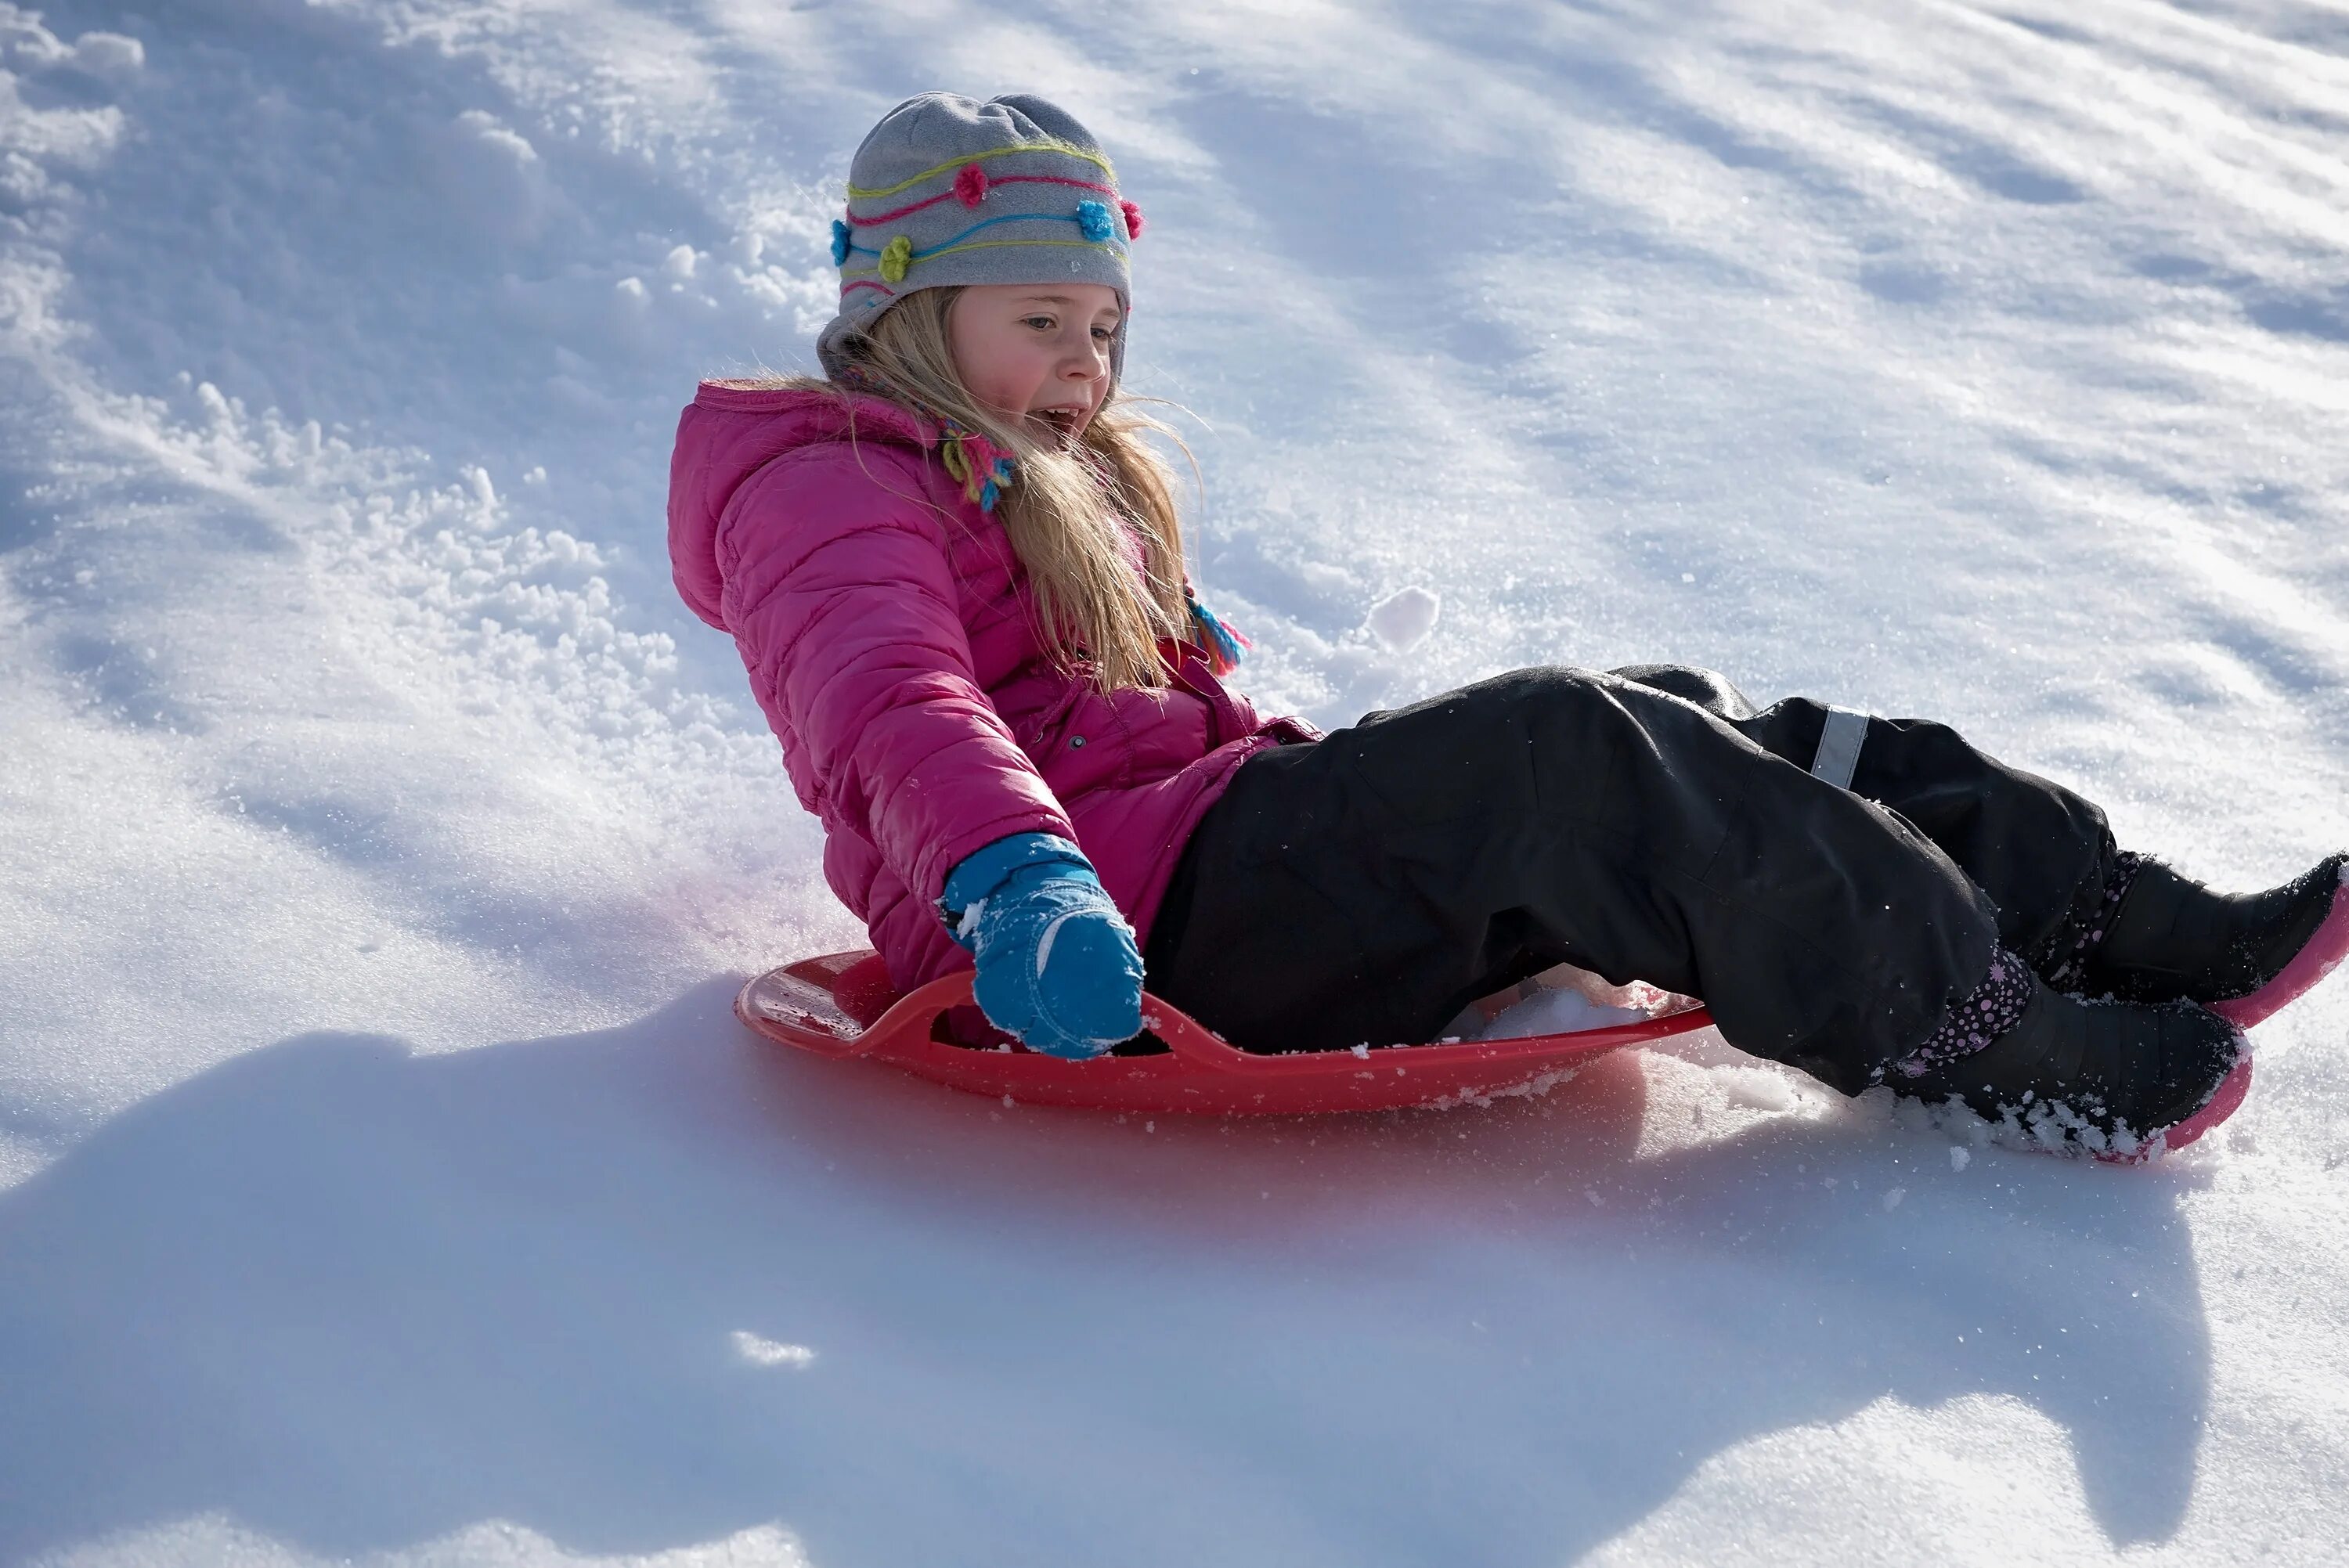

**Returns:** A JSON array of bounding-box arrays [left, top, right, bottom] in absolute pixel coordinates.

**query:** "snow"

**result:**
[[1366, 585, 1440, 652], [5, 0, 2349, 1563], [1478, 975, 1652, 1039]]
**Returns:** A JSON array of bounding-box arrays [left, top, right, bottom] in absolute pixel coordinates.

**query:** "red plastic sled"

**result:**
[[735, 950, 1716, 1116]]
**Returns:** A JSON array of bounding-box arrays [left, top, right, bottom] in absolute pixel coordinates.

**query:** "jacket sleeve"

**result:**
[[717, 451, 1075, 911]]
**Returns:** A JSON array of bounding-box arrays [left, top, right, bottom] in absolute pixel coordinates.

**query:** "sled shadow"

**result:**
[[0, 979, 2213, 1566]]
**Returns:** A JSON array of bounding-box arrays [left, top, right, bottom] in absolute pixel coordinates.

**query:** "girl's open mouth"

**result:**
[[1029, 406, 1086, 440]]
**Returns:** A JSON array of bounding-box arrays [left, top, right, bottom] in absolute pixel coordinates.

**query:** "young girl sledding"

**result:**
[[669, 91, 2349, 1161]]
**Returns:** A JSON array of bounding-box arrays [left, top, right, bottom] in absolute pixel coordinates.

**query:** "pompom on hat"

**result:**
[[817, 92, 1139, 379]]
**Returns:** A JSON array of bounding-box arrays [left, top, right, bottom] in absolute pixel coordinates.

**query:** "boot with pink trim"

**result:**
[[2080, 852, 2349, 1027], [1893, 952, 2251, 1162]]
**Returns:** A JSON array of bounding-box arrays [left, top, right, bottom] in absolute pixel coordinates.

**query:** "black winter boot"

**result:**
[[1895, 965, 2249, 1160], [2082, 853, 2349, 1025]]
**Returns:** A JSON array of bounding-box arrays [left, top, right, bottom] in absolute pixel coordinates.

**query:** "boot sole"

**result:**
[[2210, 872, 2349, 1029]]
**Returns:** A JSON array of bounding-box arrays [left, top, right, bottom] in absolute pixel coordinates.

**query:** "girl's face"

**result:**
[[946, 283, 1122, 443]]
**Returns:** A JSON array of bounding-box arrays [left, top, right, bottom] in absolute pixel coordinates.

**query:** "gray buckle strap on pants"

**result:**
[[1811, 706, 1869, 790], [1144, 665, 2120, 1096]]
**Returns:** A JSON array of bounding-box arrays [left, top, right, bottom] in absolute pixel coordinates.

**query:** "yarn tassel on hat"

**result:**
[[831, 364, 1016, 514], [938, 421, 1016, 514], [1185, 586, 1251, 676]]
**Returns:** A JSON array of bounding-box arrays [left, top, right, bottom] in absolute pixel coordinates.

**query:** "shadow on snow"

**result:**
[[0, 977, 2213, 1566]]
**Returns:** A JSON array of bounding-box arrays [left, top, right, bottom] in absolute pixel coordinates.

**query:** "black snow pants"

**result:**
[[1142, 665, 2122, 1095]]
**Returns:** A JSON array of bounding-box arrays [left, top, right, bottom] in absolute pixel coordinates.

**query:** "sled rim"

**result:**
[[734, 950, 1716, 1116]]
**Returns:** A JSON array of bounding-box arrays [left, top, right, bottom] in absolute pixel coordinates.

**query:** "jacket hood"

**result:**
[[666, 383, 938, 630]]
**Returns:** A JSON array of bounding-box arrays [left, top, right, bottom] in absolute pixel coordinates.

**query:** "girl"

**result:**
[[669, 91, 2348, 1159]]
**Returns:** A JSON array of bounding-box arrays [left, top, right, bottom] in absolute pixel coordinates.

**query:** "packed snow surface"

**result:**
[[5, 1, 2349, 1563]]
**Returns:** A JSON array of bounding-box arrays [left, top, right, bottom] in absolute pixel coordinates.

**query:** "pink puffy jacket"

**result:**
[[668, 383, 1313, 992]]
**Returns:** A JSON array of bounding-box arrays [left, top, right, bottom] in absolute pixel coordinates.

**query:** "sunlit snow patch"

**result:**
[[1719, 1066, 1797, 1113]]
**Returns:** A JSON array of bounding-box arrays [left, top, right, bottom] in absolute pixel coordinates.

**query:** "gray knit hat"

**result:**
[[817, 92, 1139, 379]]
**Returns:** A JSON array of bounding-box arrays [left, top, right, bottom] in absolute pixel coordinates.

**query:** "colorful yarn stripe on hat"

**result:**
[[848, 164, 1120, 227], [839, 204, 1135, 278]]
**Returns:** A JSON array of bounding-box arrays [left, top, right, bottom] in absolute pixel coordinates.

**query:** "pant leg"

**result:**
[[1145, 667, 2000, 1095], [1611, 664, 2119, 967]]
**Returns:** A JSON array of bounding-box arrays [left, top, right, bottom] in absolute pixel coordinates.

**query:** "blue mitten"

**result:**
[[941, 833, 1145, 1059]]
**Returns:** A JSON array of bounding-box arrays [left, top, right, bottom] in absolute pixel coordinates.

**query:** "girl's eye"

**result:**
[[1023, 315, 1055, 331], [1092, 325, 1117, 341]]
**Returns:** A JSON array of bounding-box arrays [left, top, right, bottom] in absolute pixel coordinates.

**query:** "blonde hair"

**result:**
[[738, 287, 1190, 693]]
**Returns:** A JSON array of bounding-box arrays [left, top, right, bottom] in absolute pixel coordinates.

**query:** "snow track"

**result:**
[[4, 2, 2348, 1564]]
